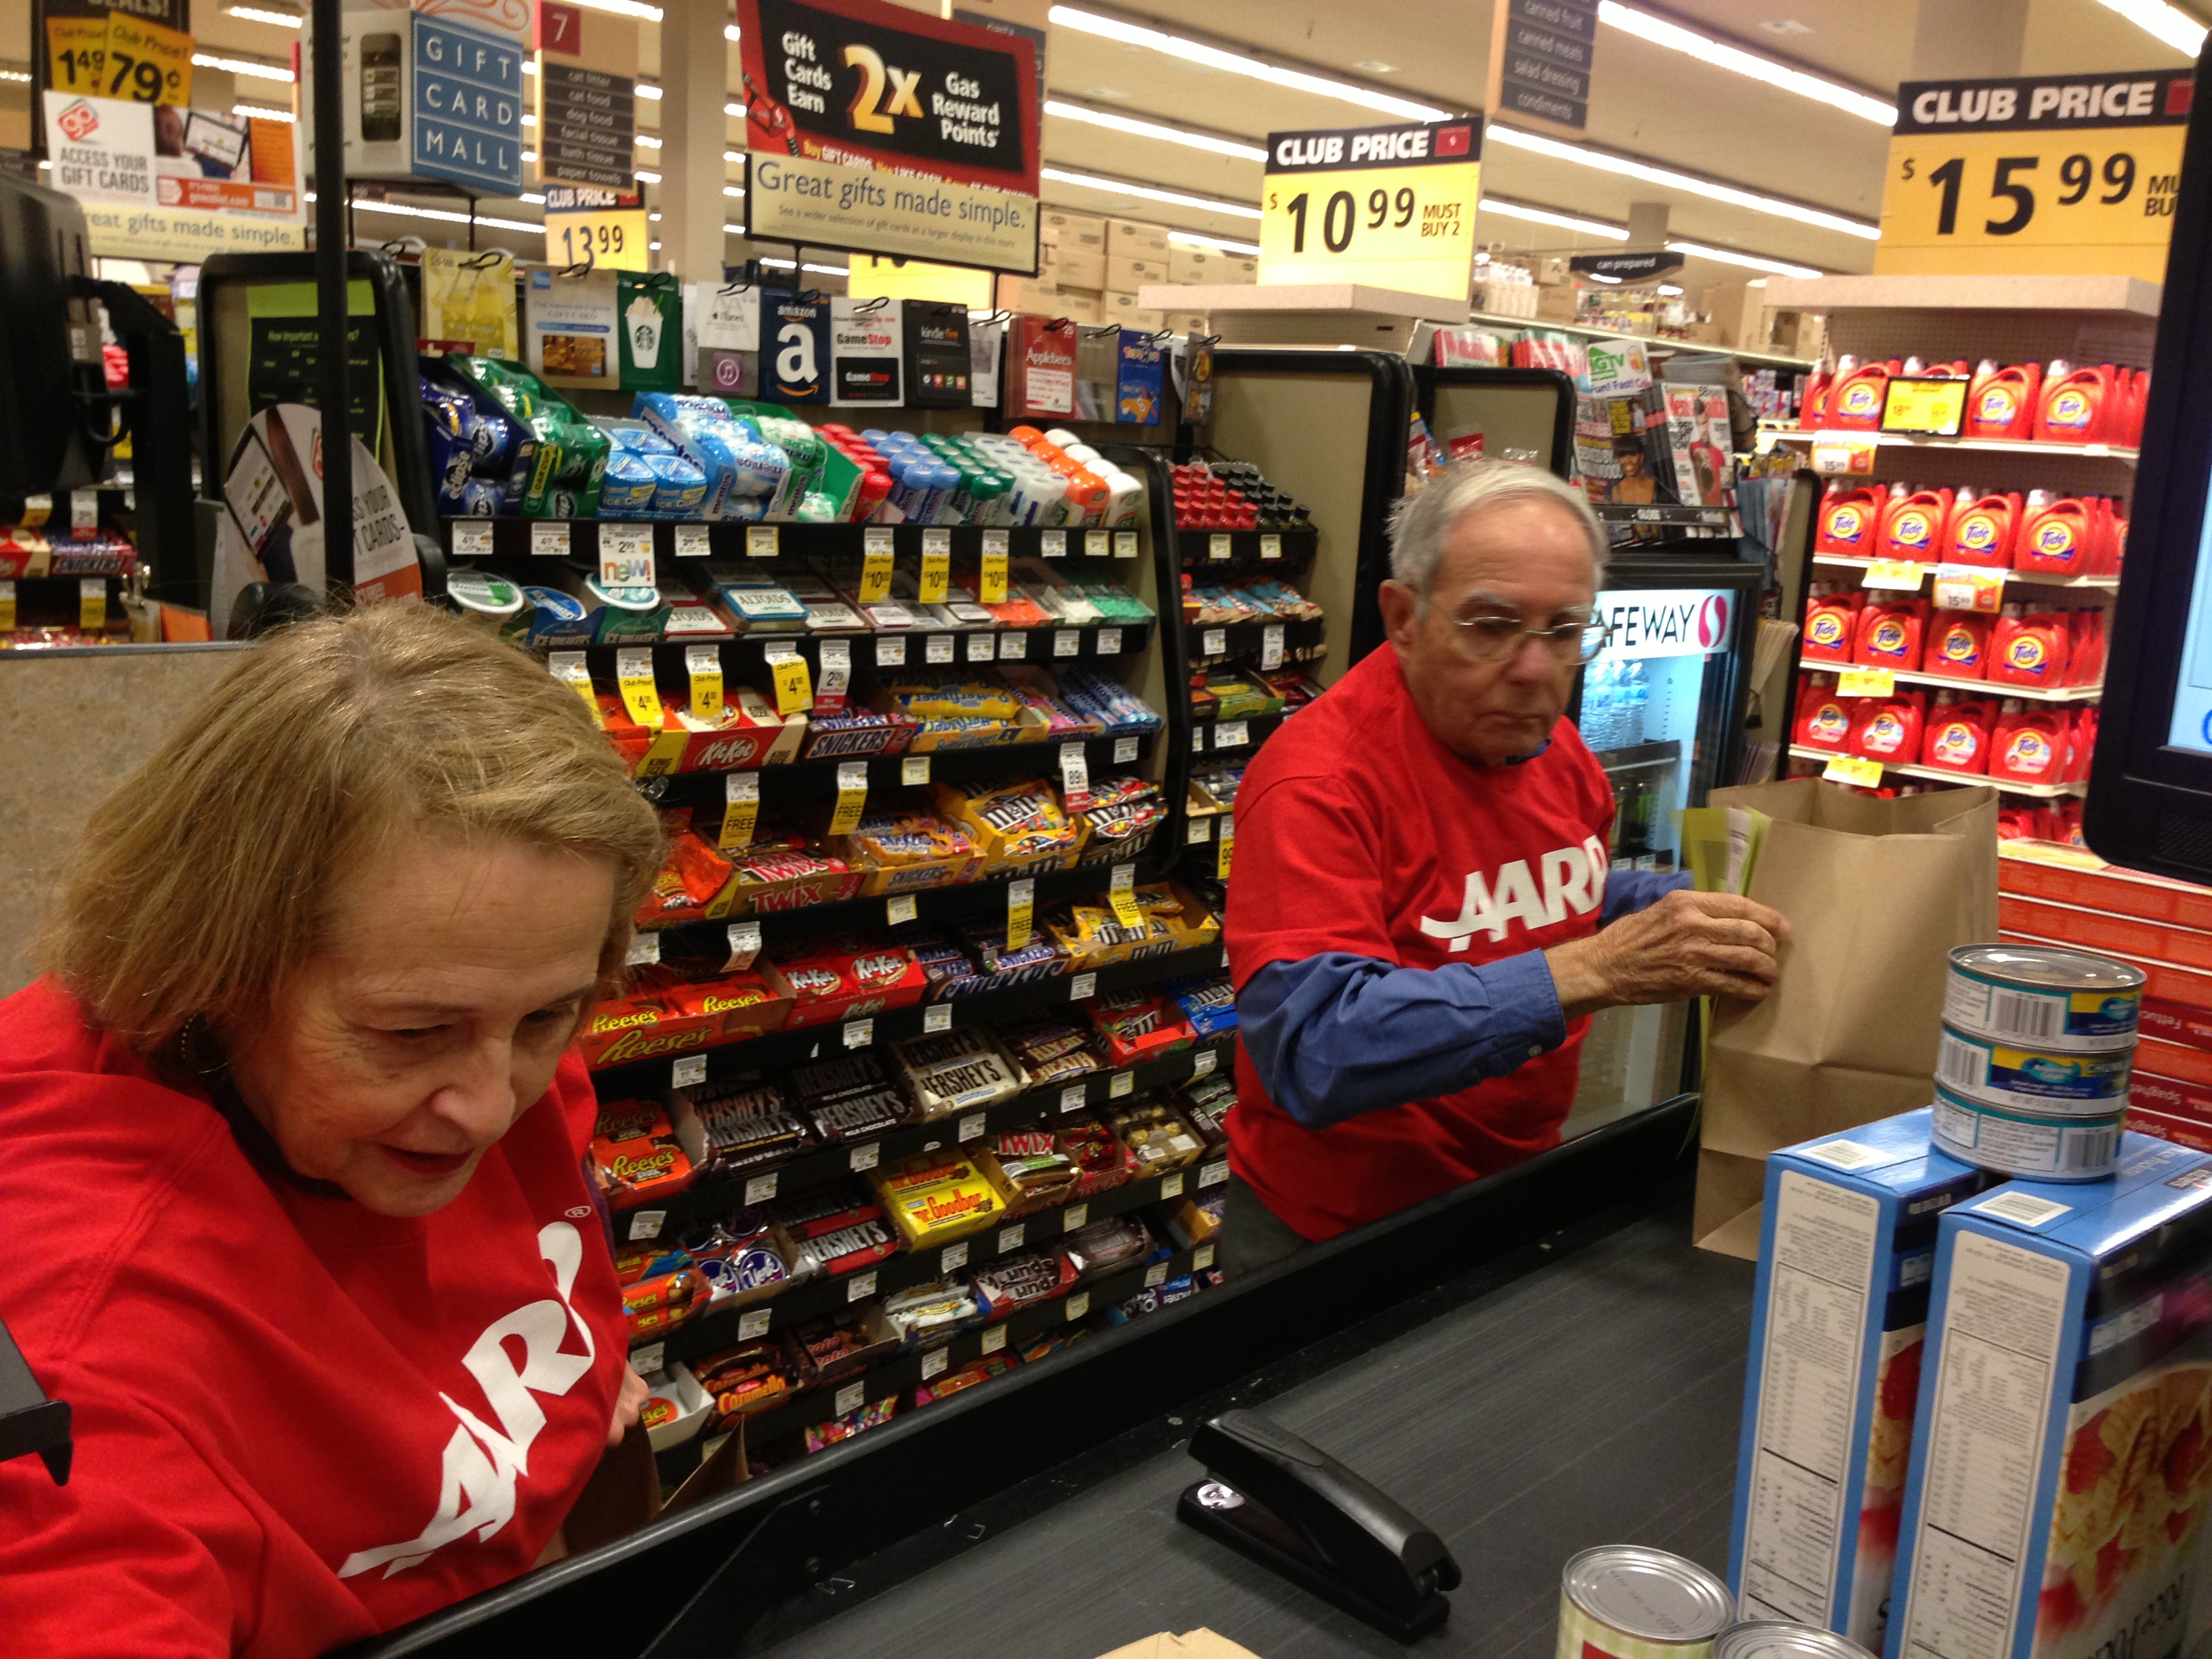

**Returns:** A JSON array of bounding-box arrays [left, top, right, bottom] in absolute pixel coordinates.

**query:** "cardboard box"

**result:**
[[1168, 246, 1218, 285], [1101, 291, 1165, 329], [1888, 1135, 2212, 1659], [1534, 255, 1570, 285], [1164, 311, 1211, 335], [996, 274, 1064, 316], [1040, 209, 1107, 251], [1106, 218, 1171, 259], [2001, 853, 2212, 933], [1107, 255, 1169, 291], [1999, 894, 2212, 972], [1704, 282, 1772, 351], [1729, 1110, 1989, 1650], [1536, 285, 1580, 322], [1771, 309, 1827, 361], [1216, 255, 1258, 283], [1031, 284, 1102, 325], [1040, 243, 1107, 291]]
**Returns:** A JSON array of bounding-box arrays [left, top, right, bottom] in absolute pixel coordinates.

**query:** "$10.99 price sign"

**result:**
[[1875, 69, 2192, 280], [1259, 119, 1482, 300]]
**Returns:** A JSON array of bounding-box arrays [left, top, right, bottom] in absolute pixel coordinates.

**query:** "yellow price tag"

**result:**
[[548, 653, 600, 721], [829, 762, 869, 838], [1932, 565, 2007, 613], [766, 646, 813, 715], [920, 531, 950, 605], [860, 550, 894, 602], [719, 772, 760, 851], [1880, 377, 1967, 436], [615, 647, 663, 728], [1865, 560, 1926, 592], [544, 208, 649, 273], [1107, 863, 1143, 930], [1260, 122, 1482, 300], [1006, 878, 1036, 951], [1823, 754, 1886, 788], [1838, 667, 1896, 697], [1216, 817, 1236, 882], [78, 577, 106, 632], [684, 644, 724, 723], [102, 12, 193, 106], [45, 17, 107, 94], [0, 581, 14, 634], [636, 729, 688, 779], [1875, 71, 2190, 281], [980, 548, 1009, 605]]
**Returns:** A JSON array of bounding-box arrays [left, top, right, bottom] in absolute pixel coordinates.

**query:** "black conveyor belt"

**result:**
[[752, 1197, 1755, 1658]]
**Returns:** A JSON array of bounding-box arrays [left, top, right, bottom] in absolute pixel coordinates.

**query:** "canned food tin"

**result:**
[[1929, 1084, 2123, 1182], [1557, 1547, 1734, 1659], [1935, 1023, 2133, 1113], [1944, 945, 2144, 1051], [1715, 1622, 1877, 1659]]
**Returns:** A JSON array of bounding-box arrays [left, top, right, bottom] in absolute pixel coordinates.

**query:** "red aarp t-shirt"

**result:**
[[0, 979, 626, 1657], [1224, 647, 1616, 1240]]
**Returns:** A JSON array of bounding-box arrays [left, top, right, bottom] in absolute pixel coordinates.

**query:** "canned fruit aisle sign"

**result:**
[[736, 0, 1040, 272], [1259, 119, 1482, 300], [1875, 70, 2192, 280]]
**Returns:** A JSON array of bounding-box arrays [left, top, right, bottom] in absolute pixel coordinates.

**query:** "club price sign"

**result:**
[[1875, 70, 2192, 280], [1258, 119, 1481, 300]]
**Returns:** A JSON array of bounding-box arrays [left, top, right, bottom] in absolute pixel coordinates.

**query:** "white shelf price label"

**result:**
[[674, 524, 711, 558], [1145, 1264, 1167, 1288], [921, 1347, 949, 1382], [632, 1340, 665, 1375], [1114, 736, 1139, 764], [738, 1307, 772, 1340], [1214, 720, 1250, 749], [453, 523, 494, 560], [672, 1053, 708, 1089], [1061, 1083, 1088, 1113], [1161, 1170, 1185, 1200], [718, 772, 761, 853], [615, 647, 663, 729], [724, 920, 762, 970], [1054, 629, 1081, 657], [1040, 530, 1067, 558], [924, 1004, 953, 1034], [835, 1380, 866, 1413], [1260, 533, 1283, 560], [926, 633, 956, 665], [875, 634, 907, 666], [1193, 1244, 1216, 1271], [1110, 1070, 1134, 1099], [1209, 533, 1232, 562], [999, 630, 1027, 660], [886, 895, 918, 926], [1113, 531, 1138, 559], [830, 761, 869, 837], [1189, 726, 1206, 755], [626, 932, 661, 968], [1202, 628, 1226, 657], [1193, 1048, 1217, 1078], [817, 638, 851, 710], [966, 631, 996, 663], [1095, 627, 1122, 655], [745, 525, 779, 559], [902, 755, 931, 785], [920, 529, 951, 602], [599, 523, 653, 588], [684, 644, 724, 723], [1064, 1203, 1089, 1232], [628, 1209, 667, 1242], [958, 1111, 986, 1142], [1085, 530, 1109, 557], [941, 1240, 970, 1274], [843, 1017, 874, 1050], [1061, 741, 1092, 810], [744, 1171, 779, 1206], [1262, 624, 1285, 672], [1007, 878, 1036, 951], [998, 1223, 1025, 1254], [1066, 1290, 1090, 1322], [983, 1324, 1008, 1355], [1070, 970, 1097, 1001], [1933, 564, 2006, 613], [849, 1142, 881, 1173], [1200, 1158, 1229, 1188], [1187, 815, 1213, 845], [531, 521, 570, 558]]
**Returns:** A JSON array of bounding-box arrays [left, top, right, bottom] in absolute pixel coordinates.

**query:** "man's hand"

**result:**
[[1544, 888, 1790, 1018], [608, 1363, 651, 1449]]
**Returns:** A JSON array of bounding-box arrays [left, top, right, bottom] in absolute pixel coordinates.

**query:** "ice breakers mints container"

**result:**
[[1730, 1111, 1988, 1652], [1883, 1134, 2212, 1659], [1557, 1546, 1734, 1659], [1715, 1624, 1878, 1659]]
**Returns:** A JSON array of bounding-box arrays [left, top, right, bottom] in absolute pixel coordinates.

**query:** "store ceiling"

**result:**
[[20, 0, 2212, 302]]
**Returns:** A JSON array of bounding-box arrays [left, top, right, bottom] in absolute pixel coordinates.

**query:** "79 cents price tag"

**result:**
[[531, 521, 571, 558], [453, 523, 494, 560], [599, 523, 653, 588], [684, 644, 724, 723], [1007, 878, 1036, 951], [830, 761, 869, 837], [718, 772, 760, 851], [745, 525, 778, 560], [1107, 861, 1142, 929], [920, 529, 951, 602]]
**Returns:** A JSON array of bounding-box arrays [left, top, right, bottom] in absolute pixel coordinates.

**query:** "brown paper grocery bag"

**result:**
[[1692, 778, 1998, 1256]]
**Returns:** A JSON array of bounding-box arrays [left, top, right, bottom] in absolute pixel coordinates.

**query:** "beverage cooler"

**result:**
[[1565, 546, 1763, 1138]]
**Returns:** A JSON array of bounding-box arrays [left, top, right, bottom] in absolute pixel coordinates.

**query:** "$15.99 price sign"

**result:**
[[1259, 119, 1482, 300], [1875, 69, 2192, 280]]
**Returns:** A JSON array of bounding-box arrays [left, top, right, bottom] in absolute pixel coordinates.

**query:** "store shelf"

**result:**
[[634, 730, 1154, 808], [1809, 552, 2118, 591], [588, 942, 1231, 1099], [1876, 670, 2103, 704], [615, 1037, 1235, 1244], [1593, 739, 1684, 773], [1463, 308, 1817, 371], [442, 518, 1147, 564], [1188, 710, 1290, 758], [1767, 430, 2137, 466], [1593, 502, 1733, 531], [1761, 272, 2161, 317], [1788, 744, 2085, 798], [1174, 529, 1319, 569], [565, 619, 1152, 670], [1185, 615, 1326, 664]]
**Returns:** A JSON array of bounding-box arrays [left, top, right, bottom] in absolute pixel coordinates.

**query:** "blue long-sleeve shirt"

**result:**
[[1238, 867, 1692, 1130]]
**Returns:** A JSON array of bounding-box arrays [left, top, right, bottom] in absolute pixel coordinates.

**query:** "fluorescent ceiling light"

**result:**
[[649, 211, 662, 221], [1478, 196, 1629, 239], [725, 221, 745, 233], [1041, 164, 1261, 220], [651, 241, 661, 249], [725, 148, 743, 163], [1490, 124, 1880, 239], [522, 114, 537, 126], [724, 184, 745, 197], [1168, 229, 1261, 254], [523, 61, 536, 74], [1586, 271, 1622, 284], [0, 68, 35, 83], [2095, 0, 2208, 54], [224, 5, 301, 25], [636, 134, 662, 148], [1596, 1, 1896, 125], [569, 0, 661, 18], [726, 101, 746, 117], [1044, 99, 1267, 161], [233, 102, 292, 121], [1657, 283, 1683, 295], [760, 258, 851, 274], [636, 83, 661, 99], [726, 23, 741, 40], [192, 52, 292, 81], [1047, 5, 1452, 123], [521, 192, 544, 205], [635, 169, 661, 183], [522, 149, 537, 161], [346, 199, 544, 234], [1666, 238, 1823, 278]]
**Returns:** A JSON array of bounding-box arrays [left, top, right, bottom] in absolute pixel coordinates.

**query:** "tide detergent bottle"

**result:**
[[1815, 483, 1889, 556], [1942, 490, 2021, 568], [1965, 361, 2043, 439], [1990, 604, 2072, 688], [1990, 699, 2066, 787], [1799, 363, 1832, 429], [1803, 584, 1862, 664], [1851, 691, 1925, 766], [1793, 673, 1853, 752], [1830, 356, 1900, 430], [1921, 691, 1995, 775], [1925, 610, 1993, 680], [2015, 492, 2095, 577], [2036, 362, 2117, 444], [1879, 487, 1953, 562], [1855, 596, 1928, 671]]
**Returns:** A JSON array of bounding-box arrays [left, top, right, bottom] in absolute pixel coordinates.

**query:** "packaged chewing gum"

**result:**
[[1729, 1109, 1990, 1652], [1883, 1132, 2212, 1659]]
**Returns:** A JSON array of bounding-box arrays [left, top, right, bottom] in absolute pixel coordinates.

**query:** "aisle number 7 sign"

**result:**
[[1259, 119, 1482, 301], [1874, 70, 2192, 281]]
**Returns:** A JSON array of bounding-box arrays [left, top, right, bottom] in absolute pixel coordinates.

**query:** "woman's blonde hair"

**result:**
[[45, 602, 665, 1061]]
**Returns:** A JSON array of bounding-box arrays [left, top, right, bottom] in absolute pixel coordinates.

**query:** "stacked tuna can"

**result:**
[[1929, 943, 2146, 1181]]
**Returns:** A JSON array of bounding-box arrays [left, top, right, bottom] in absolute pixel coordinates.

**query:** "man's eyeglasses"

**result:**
[[1420, 593, 1611, 663]]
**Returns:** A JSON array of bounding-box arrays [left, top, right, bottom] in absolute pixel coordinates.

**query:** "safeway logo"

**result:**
[[1696, 594, 1730, 648], [1419, 837, 1609, 951], [1597, 588, 1734, 660]]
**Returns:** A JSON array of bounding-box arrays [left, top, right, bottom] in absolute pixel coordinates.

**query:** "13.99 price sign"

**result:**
[[1259, 119, 1481, 301], [1874, 70, 2192, 280]]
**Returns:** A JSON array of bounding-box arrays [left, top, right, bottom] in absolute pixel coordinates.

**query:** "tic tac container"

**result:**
[[1942, 945, 2145, 1053], [1731, 1111, 1988, 1652], [1884, 1136, 2212, 1659], [1927, 1084, 2123, 1182], [1715, 1622, 1878, 1659], [1558, 1547, 1735, 1659]]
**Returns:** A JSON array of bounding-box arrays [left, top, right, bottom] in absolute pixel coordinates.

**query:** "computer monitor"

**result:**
[[0, 176, 114, 504]]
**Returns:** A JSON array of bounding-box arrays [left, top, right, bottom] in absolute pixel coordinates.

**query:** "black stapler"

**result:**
[[1175, 1408, 1460, 1642]]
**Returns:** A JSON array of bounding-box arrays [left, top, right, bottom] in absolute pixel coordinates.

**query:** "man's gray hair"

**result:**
[[1387, 459, 1610, 595]]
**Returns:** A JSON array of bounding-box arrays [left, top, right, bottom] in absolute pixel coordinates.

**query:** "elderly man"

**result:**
[[1221, 460, 1788, 1273]]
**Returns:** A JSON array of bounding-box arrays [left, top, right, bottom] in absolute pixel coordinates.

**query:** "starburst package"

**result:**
[[1729, 1109, 1988, 1652], [1884, 1132, 2212, 1659]]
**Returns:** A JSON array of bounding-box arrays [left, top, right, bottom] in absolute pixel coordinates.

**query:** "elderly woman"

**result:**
[[0, 605, 666, 1654]]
